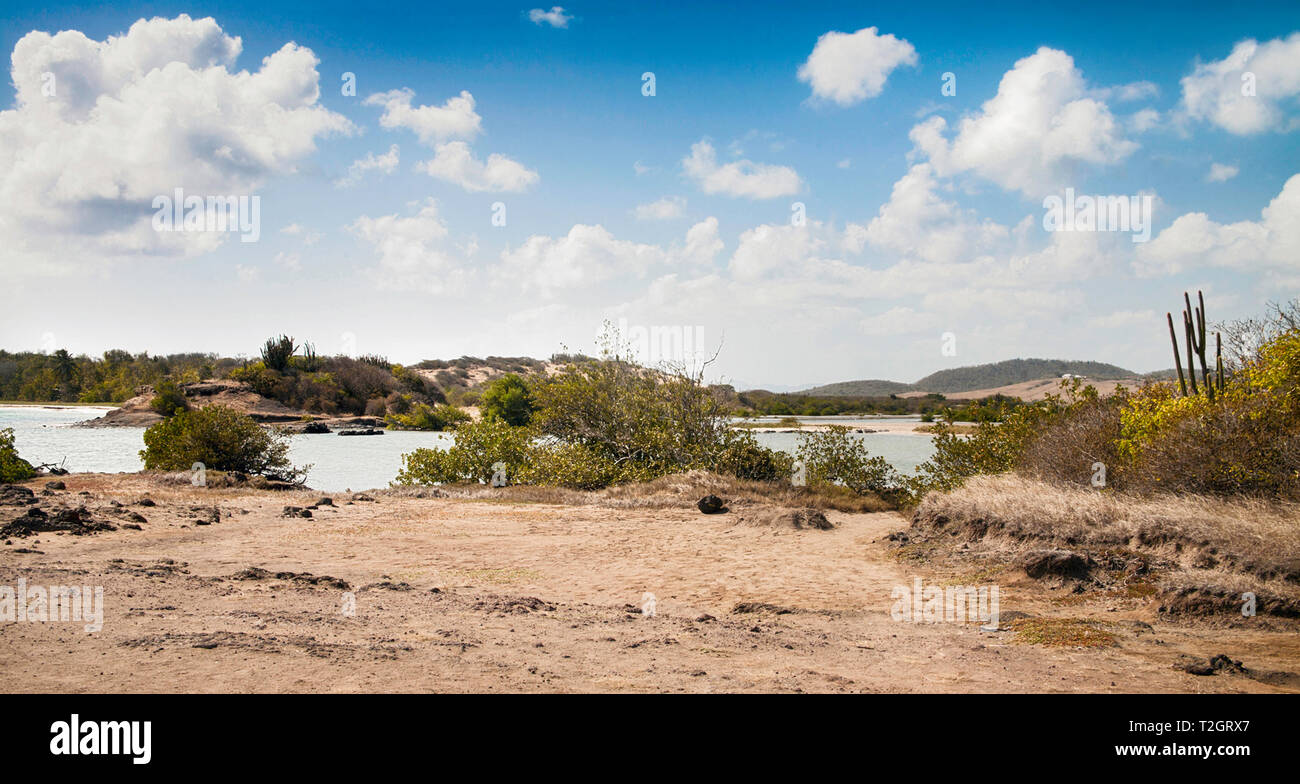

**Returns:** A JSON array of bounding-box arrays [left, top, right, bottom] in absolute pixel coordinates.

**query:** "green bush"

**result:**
[[385, 402, 470, 431], [712, 430, 795, 482], [796, 426, 899, 498], [0, 428, 36, 482], [516, 440, 627, 489], [149, 380, 190, 417], [395, 418, 532, 485], [140, 405, 305, 483], [480, 373, 535, 426]]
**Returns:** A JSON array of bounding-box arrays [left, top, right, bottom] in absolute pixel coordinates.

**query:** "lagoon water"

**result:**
[[1, 405, 935, 492]]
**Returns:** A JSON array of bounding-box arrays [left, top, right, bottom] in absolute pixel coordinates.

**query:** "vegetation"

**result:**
[[139, 405, 305, 483], [149, 380, 189, 417], [904, 297, 1300, 504], [480, 373, 535, 426], [385, 402, 470, 431], [800, 358, 1136, 397], [0, 349, 236, 403], [0, 428, 36, 482]]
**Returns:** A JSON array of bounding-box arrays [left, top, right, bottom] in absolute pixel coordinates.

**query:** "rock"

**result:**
[[137, 497, 156, 507], [0, 485, 37, 506], [1019, 549, 1094, 580], [352, 493, 377, 502], [310, 497, 334, 508], [697, 495, 726, 514], [338, 428, 384, 436], [282, 506, 313, 518], [44, 480, 66, 491], [302, 422, 331, 434], [1177, 653, 1246, 676]]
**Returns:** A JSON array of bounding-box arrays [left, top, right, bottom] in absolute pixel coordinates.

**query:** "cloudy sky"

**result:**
[[1, 1, 1298, 390]]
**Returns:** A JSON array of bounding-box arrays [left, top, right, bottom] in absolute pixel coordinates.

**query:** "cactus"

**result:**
[[1166, 290, 1220, 401]]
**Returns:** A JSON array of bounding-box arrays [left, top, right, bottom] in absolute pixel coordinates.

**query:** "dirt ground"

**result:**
[[2, 474, 1297, 693]]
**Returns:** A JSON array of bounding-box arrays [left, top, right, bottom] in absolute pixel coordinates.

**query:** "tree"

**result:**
[[0, 428, 36, 482], [149, 380, 189, 417], [260, 335, 297, 372], [140, 405, 305, 483], [480, 373, 535, 426]]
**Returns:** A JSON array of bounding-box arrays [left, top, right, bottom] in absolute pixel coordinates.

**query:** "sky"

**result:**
[[1, 1, 1298, 391]]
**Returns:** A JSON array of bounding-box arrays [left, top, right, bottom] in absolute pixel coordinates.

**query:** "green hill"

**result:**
[[798, 379, 916, 397]]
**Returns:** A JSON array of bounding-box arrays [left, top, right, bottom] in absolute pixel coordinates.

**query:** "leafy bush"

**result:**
[[385, 402, 470, 431], [516, 440, 627, 489], [0, 428, 36, 482], [260, 335, 297, 372], [712, 430, 795, 482], [149, 380, 190, 417], [480, 373, 535, 426], [140, 405, 305, 483], [796, 426, 900, 498], [395, 418, 531, 484]]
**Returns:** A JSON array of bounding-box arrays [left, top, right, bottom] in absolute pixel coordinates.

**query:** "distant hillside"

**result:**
[[913, 359, 1136, 394], [798, 379, 915, 397], [793, 358, 1138, 397]]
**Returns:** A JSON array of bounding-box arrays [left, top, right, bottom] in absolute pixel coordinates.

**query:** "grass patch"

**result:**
[[1010, 617, 1118, 647]]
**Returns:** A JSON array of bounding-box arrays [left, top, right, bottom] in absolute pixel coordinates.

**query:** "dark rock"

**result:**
[[310, 497, 334, 508], [0, 485, 37, 505], [44, 480, 66, 491], [1020, 549, 1094, 580], [302, 422, 331, 434], [697, 494, 726, 514], [338, 428, 384, 436], [1177, 653, 1246, 676], [282, 506, 313, 518], [137, 497, 156, 507]]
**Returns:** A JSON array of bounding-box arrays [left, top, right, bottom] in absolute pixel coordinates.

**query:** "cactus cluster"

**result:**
[[1166, 290, 1226, 401]]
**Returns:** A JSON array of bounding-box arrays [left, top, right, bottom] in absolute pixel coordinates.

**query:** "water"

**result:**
[[1, 406, 934, 491]]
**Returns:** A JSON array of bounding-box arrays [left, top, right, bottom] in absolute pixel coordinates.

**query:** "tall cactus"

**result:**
[[1166, 290, 1222, 400]]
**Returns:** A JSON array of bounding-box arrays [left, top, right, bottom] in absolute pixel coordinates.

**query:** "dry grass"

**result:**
[[1009, 617, 1118, 647]]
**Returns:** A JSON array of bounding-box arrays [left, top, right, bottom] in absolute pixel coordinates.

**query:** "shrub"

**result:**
[[385, 402, 470, 431], [260, 335, 297, 372], [480, 373, 535, 426], [711, 430, 795, 482], [395, 418, 531, 484], [516, 440, 626, 489], [140, 405, 305, 483], [0, 428, 36, 482], [149, 380, 190, 417], [796, 426, 899, 498]]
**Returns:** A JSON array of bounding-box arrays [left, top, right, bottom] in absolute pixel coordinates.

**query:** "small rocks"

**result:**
[[281, 506, 313, 519], [44, 480, 66, 491], [697, 495, 726, 514], [310, 497, 334, 508], [1176, 653, 1247, 676], [0, 485, 37, 506], [338, 428, 383, 436], [302, 422, 331, 434]]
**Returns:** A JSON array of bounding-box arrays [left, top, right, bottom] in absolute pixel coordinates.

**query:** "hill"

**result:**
[[795, 358, 1137, 397]]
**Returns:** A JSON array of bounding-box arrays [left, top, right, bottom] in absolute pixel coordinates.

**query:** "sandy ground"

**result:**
[[1, 474, 1296, 693]]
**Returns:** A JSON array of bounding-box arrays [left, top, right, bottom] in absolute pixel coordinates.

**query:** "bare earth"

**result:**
[[2, 474, 1296, 693]]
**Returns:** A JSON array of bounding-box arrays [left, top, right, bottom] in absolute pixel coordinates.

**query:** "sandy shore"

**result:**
[[1, 473, 1296, 693], [736, 419, 929, 434]]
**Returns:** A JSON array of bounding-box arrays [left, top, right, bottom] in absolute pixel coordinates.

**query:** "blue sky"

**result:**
[[1, 2, 1298, 389]]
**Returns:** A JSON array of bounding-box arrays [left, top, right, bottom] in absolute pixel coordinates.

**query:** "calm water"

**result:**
[[1, 406, 933, 492]]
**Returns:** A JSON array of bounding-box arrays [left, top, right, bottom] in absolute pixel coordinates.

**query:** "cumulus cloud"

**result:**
[[1180, 33, 1300, 135], [633, 196, 686, 220], [419, 141, 539, 192], [363, 89, 481, 143], [1207, 162, 1239, 183], [0, 14, 351, 273], [797, 26, 917, 106], [498, 218, 723, 296], [1136, 173, 1300, 278], [528, 7, 572, 28], [909, 47, 1137, 196], [349, 201, 469, 294], [334, 144, 400, 187], [864, 163, 1009, 264], [682, 140, 801, 199]]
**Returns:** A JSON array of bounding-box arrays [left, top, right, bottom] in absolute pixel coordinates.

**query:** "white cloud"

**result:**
[[364, 88, 481, 143], [0, 14, 351, 273], [528, 7, 572, 28], [350, 201, 469, 294], [280, 223, 321, 245], [1106, 81, 1159, 102], [1136, 173, 1300, 278], [633, 196, 686, 220], [1180, 33, 1300, 135], [334, 144, 400, 188], [1207, 162, 1239, 183], [836, 158, 852, 169], [1129, 108, 1161, 133], [498, 218, 723, 296], [865, 163, 1009, 264], [273, 251, 302, 271], [909, 47, 1137, 196], [419, 141, 539, 192], [682, 140, 801, 199], [235, 264, 261, 283], [797, 26, 917, 106]]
